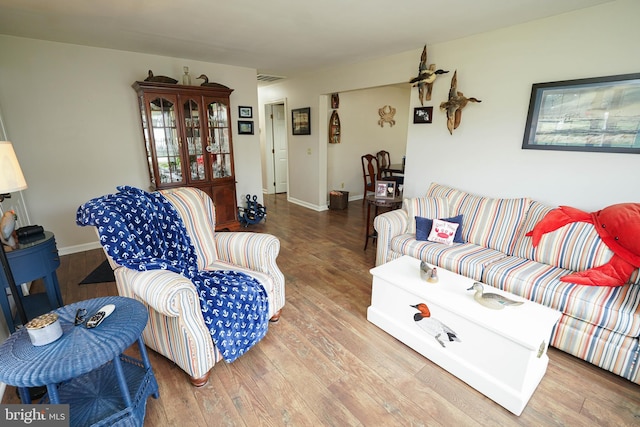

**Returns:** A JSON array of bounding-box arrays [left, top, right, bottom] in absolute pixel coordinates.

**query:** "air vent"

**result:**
[[257, 74, 286, 83]]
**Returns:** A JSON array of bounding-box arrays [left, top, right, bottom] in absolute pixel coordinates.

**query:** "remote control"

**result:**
[[86, 304, 115, 329]]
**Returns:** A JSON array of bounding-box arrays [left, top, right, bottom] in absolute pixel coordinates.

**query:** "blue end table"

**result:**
[[0, 231, 63, 332], [0, 296, 159, 427]]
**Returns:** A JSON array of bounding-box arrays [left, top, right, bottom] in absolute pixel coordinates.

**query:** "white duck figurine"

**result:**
[[467, 282, 523, 310], [411, 303, 461, 348], [0, 210, 17, 248]]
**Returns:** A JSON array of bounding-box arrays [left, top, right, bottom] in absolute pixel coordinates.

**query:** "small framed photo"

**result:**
[[238, 120, 254, 135], [375, 180, 396, 199], [238, 106, 253, 118], [413, 106, 433, 124], [292, 107, 311, 135]]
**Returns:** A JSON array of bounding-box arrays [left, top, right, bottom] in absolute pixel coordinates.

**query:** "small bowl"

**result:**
[[25, 312, 63, 346]]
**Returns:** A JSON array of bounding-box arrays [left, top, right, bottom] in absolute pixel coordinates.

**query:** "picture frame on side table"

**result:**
[[238, 120, 254, 135], [375, 180, 396, 199], [239, 106, 253, 118], [522, 73, 640, 154], [292, 107, 311, 135]]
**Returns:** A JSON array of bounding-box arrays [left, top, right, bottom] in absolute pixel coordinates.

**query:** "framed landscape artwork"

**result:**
[[522, 73, 640, 154], [238, 120, 254, 135], [239, 106, 253, 118], [292, 107, 311, 135]]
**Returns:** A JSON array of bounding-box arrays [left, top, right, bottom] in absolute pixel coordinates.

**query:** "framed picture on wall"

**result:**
[[238, 120, 254, 135], [522, 73, 640, 154], [413, 106, 433, 124], [239, 106, 253, 118], [292, 107, 311, 135]]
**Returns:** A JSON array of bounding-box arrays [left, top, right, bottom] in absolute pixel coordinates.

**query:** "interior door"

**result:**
[[270, 104, 288, 193]]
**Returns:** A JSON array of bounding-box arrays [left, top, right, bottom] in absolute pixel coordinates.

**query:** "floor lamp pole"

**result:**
[[0, 243, 28, 327]]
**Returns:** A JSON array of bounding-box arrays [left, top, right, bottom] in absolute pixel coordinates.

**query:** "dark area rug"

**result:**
[[79, 260, 115, 285]]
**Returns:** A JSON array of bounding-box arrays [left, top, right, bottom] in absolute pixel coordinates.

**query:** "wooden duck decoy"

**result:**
[[196, 74, 230, 89], [0, 210, 17, 249], [467, 282, 524, 310], [144, 70, 178, 84], [439, 70, 481, 135], [409, 45, 449, 105]]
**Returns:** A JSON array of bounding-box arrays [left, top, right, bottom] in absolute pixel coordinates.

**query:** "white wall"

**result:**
[[259, 0, 640, 212], [0, 36, 263, 253]]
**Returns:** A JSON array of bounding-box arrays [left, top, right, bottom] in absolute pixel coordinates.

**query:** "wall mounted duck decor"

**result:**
[[439, 70, 481, 135], [409, 45, 449, 106], [197, 74, 231, 89]]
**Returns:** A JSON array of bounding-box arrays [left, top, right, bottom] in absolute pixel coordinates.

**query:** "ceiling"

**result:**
[[0, 0, 613, 81]]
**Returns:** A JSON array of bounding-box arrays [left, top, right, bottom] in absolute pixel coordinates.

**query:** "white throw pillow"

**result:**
[[427, 219, 459, 246]]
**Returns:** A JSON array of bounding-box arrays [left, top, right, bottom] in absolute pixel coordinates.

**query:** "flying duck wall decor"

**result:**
[[409, 45, 449, 106], [439, 70, 481, 135]]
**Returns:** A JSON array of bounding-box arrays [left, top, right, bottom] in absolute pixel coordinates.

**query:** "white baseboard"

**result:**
[[57, 240, 102, 256]]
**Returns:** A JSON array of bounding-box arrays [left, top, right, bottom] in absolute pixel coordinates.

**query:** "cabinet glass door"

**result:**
[[182, 98, 206, 183], [146, 95, 183, 184], [206, 100, 233, 179]]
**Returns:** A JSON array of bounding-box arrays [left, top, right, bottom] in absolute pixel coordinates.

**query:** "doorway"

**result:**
[[265, 102, 288, 194]]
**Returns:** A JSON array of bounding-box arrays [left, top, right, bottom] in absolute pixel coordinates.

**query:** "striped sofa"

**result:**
[[374, 182, 640, 384], [105, 187, 285, 386]]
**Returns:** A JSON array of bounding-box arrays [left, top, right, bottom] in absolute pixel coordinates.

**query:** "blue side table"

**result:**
[[0, 231, 63, 332], [0, 296, 159, 427]]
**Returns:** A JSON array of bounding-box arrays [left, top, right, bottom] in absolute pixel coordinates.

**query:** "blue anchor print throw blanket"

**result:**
[[76, 186, 269, 362]]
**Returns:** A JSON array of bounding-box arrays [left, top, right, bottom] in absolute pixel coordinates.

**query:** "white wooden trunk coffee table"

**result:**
[[367, 256, 561, 415]]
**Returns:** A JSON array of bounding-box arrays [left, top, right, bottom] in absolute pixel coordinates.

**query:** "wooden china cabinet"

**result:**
[[132, 81, 240, 230]]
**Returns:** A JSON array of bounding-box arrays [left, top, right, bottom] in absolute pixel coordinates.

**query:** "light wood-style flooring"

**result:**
[[3, 194, 639, 426]]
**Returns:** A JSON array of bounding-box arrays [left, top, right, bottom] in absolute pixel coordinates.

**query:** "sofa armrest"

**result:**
[[113, 267, 217, 381], [115, 267, 201, 318], [214, 232, 285, 306], [374, 209, 409, 266]]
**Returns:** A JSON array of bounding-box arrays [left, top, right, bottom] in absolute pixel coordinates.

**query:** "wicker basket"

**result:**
[[329, 191, 349, 210]]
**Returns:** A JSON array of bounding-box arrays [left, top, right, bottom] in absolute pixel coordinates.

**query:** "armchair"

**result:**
[[77, 186, 284, 386]]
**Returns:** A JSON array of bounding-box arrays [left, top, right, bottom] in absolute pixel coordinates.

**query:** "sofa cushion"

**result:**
[[160, 187, 219, 270], [481, 256, 640, 337], [390, 235, 506, 281], [425, 183, 531, 254], [415, 214, 464, 243], [404, 196, 449, 234], [510, 200, 617, 274]]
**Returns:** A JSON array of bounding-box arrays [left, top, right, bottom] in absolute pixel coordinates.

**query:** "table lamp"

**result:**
[[0, 141, 29, 326]]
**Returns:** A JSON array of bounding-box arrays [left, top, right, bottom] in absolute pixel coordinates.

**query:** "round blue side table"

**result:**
[[0, 296, 159, 427]]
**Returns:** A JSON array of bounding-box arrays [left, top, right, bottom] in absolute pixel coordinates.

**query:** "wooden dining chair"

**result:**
[[361, 154, 379, 204], [376, 150, 404, 186], [376, 150, 392, 177]]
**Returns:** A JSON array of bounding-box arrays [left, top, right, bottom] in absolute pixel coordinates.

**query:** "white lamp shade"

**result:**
[[0, 141, 28, 194]]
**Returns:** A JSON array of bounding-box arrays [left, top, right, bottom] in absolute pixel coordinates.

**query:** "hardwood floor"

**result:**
[[4, 194, 639, 426]]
